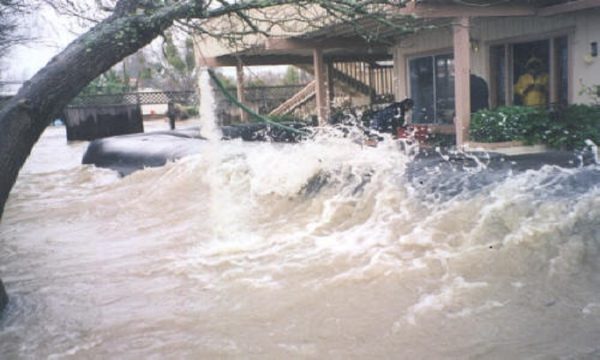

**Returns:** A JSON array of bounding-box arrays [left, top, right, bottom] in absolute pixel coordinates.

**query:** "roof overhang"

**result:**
[[537, 0, 600, 16], [201, 44, 393, 67], [198, 0, 600, 67], [199, 19, 402, 67], [397, 2, 536, 18], [394, 0, 600, 18]]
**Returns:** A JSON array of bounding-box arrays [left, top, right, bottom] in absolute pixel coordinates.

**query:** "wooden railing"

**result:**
[[233, 84, 307, 113], [332, 62, 394, 103]]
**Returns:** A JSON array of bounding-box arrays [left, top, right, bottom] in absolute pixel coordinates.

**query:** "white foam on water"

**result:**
[[403, 276, 489, 325], [2, 109, 600, 358], [582, 303, 600, 315], [585, 139, 599, 164]]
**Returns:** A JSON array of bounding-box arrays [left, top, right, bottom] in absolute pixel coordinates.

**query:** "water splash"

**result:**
[[3, 113, 600, 358], [198, 68, 222, 141], [585, 139, 599, 164]]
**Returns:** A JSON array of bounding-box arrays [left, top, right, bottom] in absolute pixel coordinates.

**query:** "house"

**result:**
[[195, 0, 600, 147], [195, 4, 398, 122]]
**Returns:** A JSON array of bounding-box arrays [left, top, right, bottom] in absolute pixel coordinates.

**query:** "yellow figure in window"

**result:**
[[514, 57, 549, 106]]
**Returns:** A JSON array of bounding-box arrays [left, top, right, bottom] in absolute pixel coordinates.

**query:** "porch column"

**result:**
[[368, 63, 376, 103], [453, 16, 471, 146], [236, 60, 248, 122], [313, 47, 328, 125], [327, 62, 335, 104]]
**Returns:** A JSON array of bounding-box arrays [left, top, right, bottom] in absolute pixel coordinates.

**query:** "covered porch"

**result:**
[[197, 0, 600, 147], [197, 13, 413, 126], [392, 0, 600, 147]]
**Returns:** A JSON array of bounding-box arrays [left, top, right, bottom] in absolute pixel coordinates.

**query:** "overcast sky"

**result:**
[[1, 5, 289, 84], [2, 5, 81, 82]]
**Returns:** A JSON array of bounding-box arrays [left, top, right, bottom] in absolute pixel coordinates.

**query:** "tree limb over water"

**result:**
[[0, 0, 419, 220]]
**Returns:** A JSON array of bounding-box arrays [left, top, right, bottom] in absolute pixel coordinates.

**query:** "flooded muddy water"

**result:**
[[3, 63, 600, 359], [1, 120, 600, 358]]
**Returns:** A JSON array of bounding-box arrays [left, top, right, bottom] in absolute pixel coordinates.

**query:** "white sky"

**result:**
[[1, 5, 288, 83], [1, 5, 88, 82]]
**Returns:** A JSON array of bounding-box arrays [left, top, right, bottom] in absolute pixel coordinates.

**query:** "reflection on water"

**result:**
[[1, 124, 600, 359]]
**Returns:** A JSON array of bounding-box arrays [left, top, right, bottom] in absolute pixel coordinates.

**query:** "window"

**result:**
[[555, 36, 569, 105], [490, 36, 569, 107], [513, 40, 550, 106], [409, 53, 455, 124], [490, 45, 507, 107]]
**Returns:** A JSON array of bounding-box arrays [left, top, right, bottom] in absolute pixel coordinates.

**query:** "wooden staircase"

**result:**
[[331, 66, 375, 97], [269, 81, 316, 116], [297, 64, 376, 97], [270, 62, 394, 117]]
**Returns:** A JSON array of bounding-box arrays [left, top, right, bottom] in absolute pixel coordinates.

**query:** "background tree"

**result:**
[[80, 69, 133, 95], [0, 0, 29, 55], [282, 66, 301, 85], [156, 33, 197, 90], [80, 32, 198, 93], [0, 0, 34, 91]]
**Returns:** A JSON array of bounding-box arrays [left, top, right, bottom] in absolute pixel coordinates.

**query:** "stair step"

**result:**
[[269, 81, 316, 116]]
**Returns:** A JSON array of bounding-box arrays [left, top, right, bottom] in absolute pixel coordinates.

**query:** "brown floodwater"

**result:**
[[1, 121, 600, 359]]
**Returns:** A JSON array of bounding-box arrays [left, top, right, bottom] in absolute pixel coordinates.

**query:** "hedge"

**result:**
[[470, 105, 600, 150]]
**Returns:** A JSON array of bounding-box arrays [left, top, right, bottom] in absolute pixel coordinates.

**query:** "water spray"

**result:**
[[206, 69, 311, 137]]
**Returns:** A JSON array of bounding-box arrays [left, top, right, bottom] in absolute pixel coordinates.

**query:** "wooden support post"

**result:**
[[236, 60, 248, 122], [327, 62, 335, 103], [453, 16, 471, 147], [395, 52, 408, 101], [549, 39, 557, 104], [368, 64, 375, 103], [313, 48, 328, 125], [380, 69, 383, 95]]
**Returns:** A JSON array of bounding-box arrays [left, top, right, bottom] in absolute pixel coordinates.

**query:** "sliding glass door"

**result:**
[[409, 53, 455, 124], [490, 36, 569, 107]]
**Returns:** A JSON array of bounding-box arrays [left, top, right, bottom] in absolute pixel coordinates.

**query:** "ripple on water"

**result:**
[[2, 124, 600, 358]]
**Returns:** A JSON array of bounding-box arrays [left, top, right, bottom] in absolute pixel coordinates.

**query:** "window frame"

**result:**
[[487, 29, 574, 108], [406, 49, 455, 124]]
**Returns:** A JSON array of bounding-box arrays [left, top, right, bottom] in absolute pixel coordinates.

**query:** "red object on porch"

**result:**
[[397, 125, 430, 143]]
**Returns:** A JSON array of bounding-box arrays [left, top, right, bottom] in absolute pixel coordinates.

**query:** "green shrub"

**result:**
[[542, 105, 600, 150], [470, 104, 600, 150], [186, 106, 199, 117], [470, 106, 546, 143], [268, 114, 301, 123]]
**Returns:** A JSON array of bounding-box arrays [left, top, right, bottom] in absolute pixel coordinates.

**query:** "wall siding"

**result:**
[[393, 10, 600, 105], [571, 11, 600, 103]]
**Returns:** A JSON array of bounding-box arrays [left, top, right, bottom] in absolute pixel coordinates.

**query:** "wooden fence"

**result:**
[[64, 85, 307, 139]]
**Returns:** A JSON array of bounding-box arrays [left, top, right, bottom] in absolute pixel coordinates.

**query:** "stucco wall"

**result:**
[[393, 10, 600, 105], [570, 10, 600, 103]]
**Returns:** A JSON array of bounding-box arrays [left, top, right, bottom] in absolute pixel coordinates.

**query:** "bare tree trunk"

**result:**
[[0, 9, 190, 312], [0, 0, 399, 316], [0, 10, 183, 220]]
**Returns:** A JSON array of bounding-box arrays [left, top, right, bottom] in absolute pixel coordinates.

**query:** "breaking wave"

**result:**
[[1, 125, 600, 358]]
